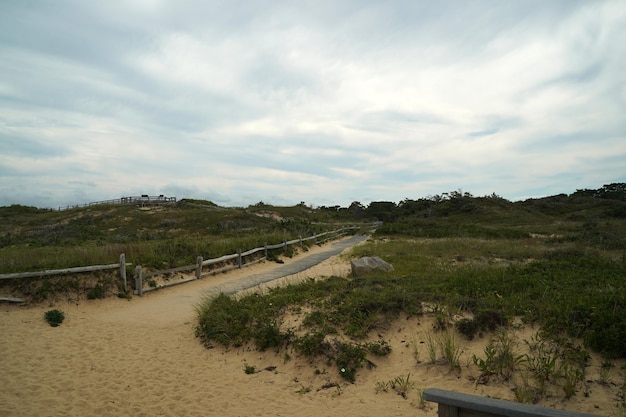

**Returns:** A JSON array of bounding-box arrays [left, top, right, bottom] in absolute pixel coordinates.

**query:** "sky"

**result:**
[[1, 1, 625, 209]]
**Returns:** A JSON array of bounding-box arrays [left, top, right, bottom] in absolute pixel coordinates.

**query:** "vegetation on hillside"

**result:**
[[195, 184, 626, 400]]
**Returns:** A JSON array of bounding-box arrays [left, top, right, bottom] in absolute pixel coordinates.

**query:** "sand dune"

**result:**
[[1, 239, 622, 417]]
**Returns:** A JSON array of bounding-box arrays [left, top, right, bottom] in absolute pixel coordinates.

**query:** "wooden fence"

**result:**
[[133, 227, 358, 296], [423, 388, 600, 417], [0, 227, 358, 299]]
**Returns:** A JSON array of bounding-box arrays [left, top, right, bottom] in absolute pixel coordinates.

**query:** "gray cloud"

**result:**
[[1, 0, 624, 208]]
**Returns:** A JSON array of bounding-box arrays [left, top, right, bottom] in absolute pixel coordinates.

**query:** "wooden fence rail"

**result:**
[[0, 254, 131, 285], [423, 388, 600, 417]]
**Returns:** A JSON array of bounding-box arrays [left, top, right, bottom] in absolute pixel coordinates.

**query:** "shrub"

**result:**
[[455, 318, 478, 340], [254, 322, 287, 351], [87, 284, 105, 299], [335, 341, 367, 383], [294, 332, 329, 357], [44, 309, 65, 327]]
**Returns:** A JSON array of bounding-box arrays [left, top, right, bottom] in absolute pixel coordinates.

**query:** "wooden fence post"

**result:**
[[120, 253, 127, 292], [264, 244, 268, 259], [196, 256, 203, 279], [299, 235, 302, 248], [237, 249, 242, 268], [135, 265, 143, 296]]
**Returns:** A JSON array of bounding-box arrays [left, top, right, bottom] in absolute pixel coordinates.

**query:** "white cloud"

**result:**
[[0, 0, 624, 208]]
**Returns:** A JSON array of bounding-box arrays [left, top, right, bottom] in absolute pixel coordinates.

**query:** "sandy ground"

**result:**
[[1, 238, 624, 417]]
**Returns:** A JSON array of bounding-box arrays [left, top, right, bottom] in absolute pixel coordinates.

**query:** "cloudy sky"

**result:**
[[1, 1, 625, 208]]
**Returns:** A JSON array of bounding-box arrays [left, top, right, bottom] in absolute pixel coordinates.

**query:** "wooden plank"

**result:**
[[439, 404, 459, 417], [266, 242, 286, 250], [423, 389, 600, 417], [0, 263, 133, 280], [138, 276, 198, 294], [0, 297, 24, 303], [241, 247, 264, 257], [202, 253, 239, 266]]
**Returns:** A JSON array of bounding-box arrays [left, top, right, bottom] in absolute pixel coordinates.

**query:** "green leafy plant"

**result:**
[[44, 309, 65, 327], [473, 330, 523, 381]]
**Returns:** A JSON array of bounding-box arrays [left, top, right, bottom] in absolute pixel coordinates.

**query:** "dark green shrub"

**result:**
[[365, 340, 391, 356], [335, 342, 367, 383], [294, 332, 329, 357], [195, 293, 252, 347], [455, 318, 479, 340], [254, 322, 287, 351], [44, 309, 65, 327], [87, 284, 105, 299], [474, 309, 508, 331]]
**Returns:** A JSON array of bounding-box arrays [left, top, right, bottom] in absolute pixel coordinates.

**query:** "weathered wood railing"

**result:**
[[57, 195, 177, 210], [423, 388, 600, 417], [0, 254, 132, 302], [0, 254, 131, 287], [0, 227, 359, 299], [133, 226, 358, 296]]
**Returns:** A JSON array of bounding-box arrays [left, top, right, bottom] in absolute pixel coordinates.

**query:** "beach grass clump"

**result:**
[[375, 373, 415, 398]]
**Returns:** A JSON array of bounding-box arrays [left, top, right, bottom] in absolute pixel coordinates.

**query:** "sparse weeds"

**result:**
[[375, 373, 415, 399], [415, 386, 427, 409], [422, 329, 463, 370], [600, 360, 615, 385], [409, 334, 421, 364], [423, 331, 438, 364], [439, 330, 463, 370]]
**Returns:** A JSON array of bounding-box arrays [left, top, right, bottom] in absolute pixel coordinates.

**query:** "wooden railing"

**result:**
[[423, 388, 600, 417], [56, 195, 176, 210], [0, 227, 359, 299], [133, 227, 358, 296]]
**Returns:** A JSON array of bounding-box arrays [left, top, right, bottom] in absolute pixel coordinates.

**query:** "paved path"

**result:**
[[219, 233, 369, 294]]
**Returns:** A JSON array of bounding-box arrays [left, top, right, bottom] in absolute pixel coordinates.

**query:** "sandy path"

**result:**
[[0, 236, 621, 417]]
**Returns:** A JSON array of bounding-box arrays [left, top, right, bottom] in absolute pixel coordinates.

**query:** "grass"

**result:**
[[375, 373, 415, 398], [193, 192, 625, 390]]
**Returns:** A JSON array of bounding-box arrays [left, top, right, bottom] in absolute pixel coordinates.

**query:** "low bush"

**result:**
[[44, 309, 65, 327]]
